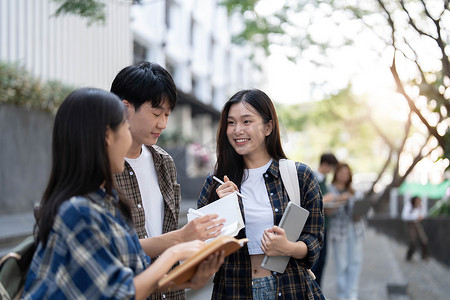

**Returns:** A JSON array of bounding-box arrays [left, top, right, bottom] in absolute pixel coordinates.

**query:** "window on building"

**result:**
[[133, 41, 147, 64], [191, 75, 198, 97], [190, 16, 195, 47], [165, 0, 171, 28], [166, 59, 177, 82], [210, 36, 215, 63]]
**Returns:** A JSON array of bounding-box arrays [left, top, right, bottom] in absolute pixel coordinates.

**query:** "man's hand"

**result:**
[[179, 214, 225, 242]]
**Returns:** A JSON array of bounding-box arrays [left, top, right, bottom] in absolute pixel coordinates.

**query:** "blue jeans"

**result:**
[[252, 275, 277, 300], [331, 223, 363, 299]]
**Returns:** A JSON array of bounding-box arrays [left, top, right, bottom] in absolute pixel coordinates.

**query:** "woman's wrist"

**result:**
[[289, 241, 308, 259]]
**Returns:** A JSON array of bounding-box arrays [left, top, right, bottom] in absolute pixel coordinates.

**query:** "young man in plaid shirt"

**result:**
[[111, 61, 224, 300]]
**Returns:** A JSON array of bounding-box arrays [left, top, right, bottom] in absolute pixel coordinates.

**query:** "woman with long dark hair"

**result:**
[[327, 163, 365, 300], [197, 89, 324, 299], [22, 88, 224, 299]]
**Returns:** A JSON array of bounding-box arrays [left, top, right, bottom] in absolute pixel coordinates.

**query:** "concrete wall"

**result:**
[[166, 147, 208, 201], [0, 106, 207, 215], [0, 104, 53, 215]]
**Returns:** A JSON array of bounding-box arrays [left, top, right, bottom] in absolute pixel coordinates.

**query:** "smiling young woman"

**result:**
[[197, 89, 325, 300]]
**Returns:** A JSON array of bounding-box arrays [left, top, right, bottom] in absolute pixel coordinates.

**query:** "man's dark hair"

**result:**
[[320, 153, 338, 166], [110, 61, 177, 111]]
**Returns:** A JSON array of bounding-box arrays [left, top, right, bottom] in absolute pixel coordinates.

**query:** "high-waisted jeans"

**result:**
[[252, 275, 277, 300]]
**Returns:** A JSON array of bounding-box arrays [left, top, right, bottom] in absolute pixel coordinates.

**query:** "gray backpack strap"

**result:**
[[278, 159, 300, 206]]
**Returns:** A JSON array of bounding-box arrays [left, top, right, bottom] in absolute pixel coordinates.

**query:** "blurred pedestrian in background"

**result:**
[[327, 163, 364, 300], [401, 196, 429, 261], [312, 153, 338, 287]]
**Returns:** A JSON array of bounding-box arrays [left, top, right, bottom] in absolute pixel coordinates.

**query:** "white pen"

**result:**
[[213, 176, 246, 199], [187, 208, 204, 218]]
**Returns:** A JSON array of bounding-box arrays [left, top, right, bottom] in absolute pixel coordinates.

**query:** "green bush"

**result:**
[[0, 61, 74, 112], [428, 199, 450, 217]]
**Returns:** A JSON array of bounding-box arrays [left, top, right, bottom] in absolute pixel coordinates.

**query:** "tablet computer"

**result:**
[[352, 199, 372, 218], [261, 202, 309, 273]]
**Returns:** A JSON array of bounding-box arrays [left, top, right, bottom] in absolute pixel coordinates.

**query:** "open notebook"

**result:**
[[187, 192, 245, 241]]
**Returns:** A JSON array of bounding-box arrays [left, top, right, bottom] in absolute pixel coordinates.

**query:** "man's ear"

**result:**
[[265, 120, 273, 136], [122, 100, 133, 117]]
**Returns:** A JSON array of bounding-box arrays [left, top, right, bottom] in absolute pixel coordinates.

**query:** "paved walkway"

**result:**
[[180, 195, 450, 300], [186, 226, 450, 300], [2, 201, 450, 300], [321, 226, 450, 300], [0, 212, 34, 256]]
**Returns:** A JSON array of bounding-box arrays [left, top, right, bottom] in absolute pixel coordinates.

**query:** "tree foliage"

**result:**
[[50, 0, 107, 25], [224, 0, 449, 211]]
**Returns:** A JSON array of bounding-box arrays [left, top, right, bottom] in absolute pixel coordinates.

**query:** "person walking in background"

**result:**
[[197, 89, 325, 299], [110, 61, 224, 300], [22, 88, 224, 299], [311, 153, 338, 287], [401, 196, 429, 261], [327, 163, 364, 300]]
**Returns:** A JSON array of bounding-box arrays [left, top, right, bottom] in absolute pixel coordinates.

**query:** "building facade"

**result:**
[[0, 0, 132, 90], [0, 0, 260, 203], [131, 0, 258, 149]]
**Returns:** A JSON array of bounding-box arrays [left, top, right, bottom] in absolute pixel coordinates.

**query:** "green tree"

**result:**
[[50, 0, 142, 25], [224, 0, 449, 212]]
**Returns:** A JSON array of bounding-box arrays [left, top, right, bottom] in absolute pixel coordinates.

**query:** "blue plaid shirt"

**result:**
[[198, 160, 325, 299], [22, 190, 150, 299]]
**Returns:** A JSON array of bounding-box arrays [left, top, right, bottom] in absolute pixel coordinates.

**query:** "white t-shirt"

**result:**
[[401, 200, 423, 221], [125, 146, 163, 237], [241, 159, 274, 255]]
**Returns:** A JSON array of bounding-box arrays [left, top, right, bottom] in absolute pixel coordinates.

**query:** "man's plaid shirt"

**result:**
[[115, 145, 184, 300], [198, 160, 325, 299]]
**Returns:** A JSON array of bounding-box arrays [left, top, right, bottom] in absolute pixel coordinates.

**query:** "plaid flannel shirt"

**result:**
[[114, 145, 184, 300], [198, 160, 325, 300], [22, 190, 151, 299]]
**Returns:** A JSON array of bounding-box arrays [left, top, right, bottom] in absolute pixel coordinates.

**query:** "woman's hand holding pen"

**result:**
[[215, 175, 240, 198]]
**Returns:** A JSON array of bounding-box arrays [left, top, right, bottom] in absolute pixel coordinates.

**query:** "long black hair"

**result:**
[[36, 88, 131, 245], [332, 163, 354, 195], [207, 89, 286, 203]]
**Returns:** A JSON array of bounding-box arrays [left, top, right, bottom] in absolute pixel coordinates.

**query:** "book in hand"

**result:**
[[261, 202, 309, 273], [352, 198, 372, 219], [157, 236, 249, 287]]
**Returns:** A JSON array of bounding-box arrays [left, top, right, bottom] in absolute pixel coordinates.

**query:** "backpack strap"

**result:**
[[278, 159, 316, 279], [278, 159, 300, 206]]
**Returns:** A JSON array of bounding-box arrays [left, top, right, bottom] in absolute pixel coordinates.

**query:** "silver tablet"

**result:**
[[261, 202, 310, 273]]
